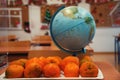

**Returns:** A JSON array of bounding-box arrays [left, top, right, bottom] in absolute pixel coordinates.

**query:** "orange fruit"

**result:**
[[25, 57, 38, 67], [53, 56, 62, 62], [80, 55, 93, 66], [5, 64, 24, 78], [18, 59, 28, 66], [60, 56, 79, 70], [25, 57, 44, 70], [10, 59, 28, 68], [24, 62, 42, 78], [10, 60, 23, 66], [46, 56, 62, 67], [83, 55, 92, 61], [80, 62, 98, 77], [43, 63, 60, 77], [39, 56, 47, 67], [64, 62, 79, 77]]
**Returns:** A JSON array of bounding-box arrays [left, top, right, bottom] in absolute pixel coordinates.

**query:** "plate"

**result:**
[[0, 69, 104, 80]]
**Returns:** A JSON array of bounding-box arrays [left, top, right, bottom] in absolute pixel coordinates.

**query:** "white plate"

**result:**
[[0, 69, 104, 80]]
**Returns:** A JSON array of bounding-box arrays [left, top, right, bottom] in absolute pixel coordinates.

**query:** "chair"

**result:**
[[31, 35, 52, 46]]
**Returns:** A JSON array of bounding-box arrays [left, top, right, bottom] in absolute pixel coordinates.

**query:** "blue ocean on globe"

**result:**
[[50, 6, 96, 54]]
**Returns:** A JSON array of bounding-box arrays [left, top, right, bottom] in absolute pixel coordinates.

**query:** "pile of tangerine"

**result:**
[[5, 56, 98, 78]]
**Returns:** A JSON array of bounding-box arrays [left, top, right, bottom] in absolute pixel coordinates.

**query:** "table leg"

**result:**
[[117, 40, 120, 64], [115, 37, 117, 65]]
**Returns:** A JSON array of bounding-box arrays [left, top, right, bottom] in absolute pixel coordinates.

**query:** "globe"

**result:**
[[50, 6, 96, 54]]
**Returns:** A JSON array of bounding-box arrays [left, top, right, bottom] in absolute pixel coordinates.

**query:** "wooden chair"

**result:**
[[7, 40, 30, 47], [0, 35, 18, 42], [8, 35, 18, 41], [0, 36, 7, 42], [31, 35, 52, 46], [32, 35, 52, 41]]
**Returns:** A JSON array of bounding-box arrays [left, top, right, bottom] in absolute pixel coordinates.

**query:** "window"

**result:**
[[0, 8, 22, 29]]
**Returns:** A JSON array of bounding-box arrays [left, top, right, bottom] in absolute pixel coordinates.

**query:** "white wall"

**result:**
[[90, 27, 120, 52]]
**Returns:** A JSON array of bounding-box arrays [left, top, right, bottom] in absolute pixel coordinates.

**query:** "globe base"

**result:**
[[72, 48, 86, 56]]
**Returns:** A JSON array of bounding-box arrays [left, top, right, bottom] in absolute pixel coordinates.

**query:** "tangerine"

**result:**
[[43, 63, 60, 77], [80, 62, 98, 77], [46, 56, 62, 67], [24, 62, 42, 78], [60, 56, 79, 70], [25, 57, 44, 70], [10, 59, 28, 68], [38, 56, 47, 68], [80, 55, 93, 66], [64, 62, 79, 77], [5, 64, 24, 78]]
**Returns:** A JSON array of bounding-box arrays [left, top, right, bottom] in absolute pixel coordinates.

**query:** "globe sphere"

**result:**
[[50, 6, 96, 54]]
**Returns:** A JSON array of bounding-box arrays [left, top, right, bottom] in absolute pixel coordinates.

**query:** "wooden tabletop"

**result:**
[[0, 41, 31, 53], [96, 62, 120, 80], [31, 41, 52, 45], [0, 47, 30, 53]]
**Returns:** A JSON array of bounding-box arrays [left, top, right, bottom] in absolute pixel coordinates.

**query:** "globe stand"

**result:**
[[72, 48, 86, 56]]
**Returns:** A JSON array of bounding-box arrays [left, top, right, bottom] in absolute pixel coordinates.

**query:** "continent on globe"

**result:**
[[61, 6, 78, 19]]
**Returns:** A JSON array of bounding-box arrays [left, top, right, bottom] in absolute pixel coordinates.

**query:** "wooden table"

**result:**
[[114, 35, 120, 71], [114, 35, 120, 62], [0, 62, 120, 80], [0, 41, 31, 53], [0, 41, 31, 61], [0, 47, 29, 62]]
